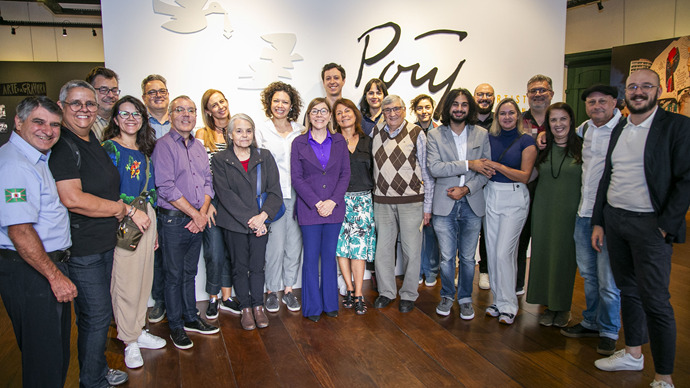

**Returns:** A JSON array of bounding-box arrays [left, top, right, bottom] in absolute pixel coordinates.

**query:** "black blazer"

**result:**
[[592, 108, 690, 243], [211, 146, 283, 234]]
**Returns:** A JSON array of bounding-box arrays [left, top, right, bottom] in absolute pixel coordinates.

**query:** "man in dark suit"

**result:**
[[591, 69, 690, 388]]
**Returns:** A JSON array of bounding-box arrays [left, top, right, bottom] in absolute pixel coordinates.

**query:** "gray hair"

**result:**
[[228, 113, 257, 147], [16, 96, 62, 123], [141, 74, 167, 94], [527, 74, 553, 90], [382, 94, 405, 108], [59, 80, 96, 102], [168, 95, 195, 113]]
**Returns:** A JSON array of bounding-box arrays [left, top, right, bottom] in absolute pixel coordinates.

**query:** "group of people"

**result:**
[[0, 62, 687, 388]]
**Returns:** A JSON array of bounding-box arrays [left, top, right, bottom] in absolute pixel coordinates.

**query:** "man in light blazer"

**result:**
[[426, 88, 493, 320]]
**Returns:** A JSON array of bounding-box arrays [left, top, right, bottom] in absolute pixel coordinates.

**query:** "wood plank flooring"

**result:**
[[1, 238, 689, 387]]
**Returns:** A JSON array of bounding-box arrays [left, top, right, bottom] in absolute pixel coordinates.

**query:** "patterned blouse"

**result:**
[[102, 140, 157, 207]]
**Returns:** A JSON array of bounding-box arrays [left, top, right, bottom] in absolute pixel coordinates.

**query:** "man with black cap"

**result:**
[[559, 84, 622, 356]]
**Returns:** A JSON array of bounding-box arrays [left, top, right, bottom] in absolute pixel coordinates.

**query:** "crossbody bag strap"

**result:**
[[496, 135, 522, 163]]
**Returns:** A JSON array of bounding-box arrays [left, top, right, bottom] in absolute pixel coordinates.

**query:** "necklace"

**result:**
[[550, 145, 568, 179]]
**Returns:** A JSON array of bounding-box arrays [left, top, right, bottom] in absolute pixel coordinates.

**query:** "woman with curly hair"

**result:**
[[255, 81, 305, 313]]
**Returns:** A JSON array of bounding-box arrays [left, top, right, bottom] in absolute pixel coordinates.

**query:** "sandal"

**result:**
[[342, 290, 354, 308], [354, 296, 367, 315]]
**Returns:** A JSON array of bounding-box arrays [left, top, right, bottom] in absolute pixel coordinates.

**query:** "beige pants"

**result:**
[[111, 204, 157, 344]]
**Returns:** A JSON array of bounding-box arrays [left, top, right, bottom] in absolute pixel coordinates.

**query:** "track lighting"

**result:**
[[11, 27, 16, 35], [92, 28, 97, 36], [597, 1, 604, 10], [62, 27, 67, 36]]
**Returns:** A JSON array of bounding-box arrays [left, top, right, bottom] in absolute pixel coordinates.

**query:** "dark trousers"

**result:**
[[0, 251, 71, 388], [151, 215, 165, 305], [222, 228, 266, 309], [159, 212, 202, 330], [604, 205, 675, 375], [478, 224, 488, 274], [301, 223, 341, 317]]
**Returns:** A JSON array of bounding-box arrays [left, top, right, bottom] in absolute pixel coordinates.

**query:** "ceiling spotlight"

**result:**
[[62, 27, 67, 36], [11, 27, 16, 35], [92, 28, 97, 37], [597, 1, 604, 10]]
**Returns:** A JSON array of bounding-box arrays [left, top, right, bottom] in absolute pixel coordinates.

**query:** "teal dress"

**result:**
[[527, 146, 582, 311], [101, 140, 156, 206]]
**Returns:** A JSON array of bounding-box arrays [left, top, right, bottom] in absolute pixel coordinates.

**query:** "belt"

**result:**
[[158, 208, 190, 217], [0, 248, 71, 263]]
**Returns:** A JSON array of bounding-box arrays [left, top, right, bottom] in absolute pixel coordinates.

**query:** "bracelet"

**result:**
[[131, 207, 137, 217], [126, 205, 135, 217]]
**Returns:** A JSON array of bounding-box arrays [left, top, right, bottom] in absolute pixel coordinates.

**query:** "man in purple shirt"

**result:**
[[152, 95, 218, 349]]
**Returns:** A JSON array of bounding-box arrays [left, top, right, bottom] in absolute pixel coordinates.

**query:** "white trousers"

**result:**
[[484, 181, 529, 315]]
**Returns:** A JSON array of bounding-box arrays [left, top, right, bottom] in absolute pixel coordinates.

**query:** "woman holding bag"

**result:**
[[102, 95, 166, 369], [212, 113, 283, 330]]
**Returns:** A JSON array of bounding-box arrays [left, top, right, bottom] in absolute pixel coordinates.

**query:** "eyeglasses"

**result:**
[[173, 107, 196, 114], [65, 100, 98, 112], [145, 89, 168, 97], [383, 106, 403, 115], [118, 111, 142, 120], [310, 108, 329, 116], [528, 88, 552, 95], [97, 87, 120, 95], [625, 84, 658, 92], [475, 93, 494, 98]]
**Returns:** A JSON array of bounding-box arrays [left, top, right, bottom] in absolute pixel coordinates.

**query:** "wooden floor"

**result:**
[[1, 240, 689, 388]]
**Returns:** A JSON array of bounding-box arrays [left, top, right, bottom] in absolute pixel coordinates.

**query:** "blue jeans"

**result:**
[[203, 198, 232, 295], [159, 213, 203, 330], [433, 199, 482, 303], [574, 215, 621, 339], [420, 223, 440, 281], [69, 250, 114, 388]]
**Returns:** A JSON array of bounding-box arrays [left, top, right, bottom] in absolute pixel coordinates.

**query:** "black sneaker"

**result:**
[[184, 317, 219, 335], [206, 297, 219, 320], [560, 323, 600, 338], [220, 298, 241, 315], [105, 368, 128, 386], [170, 328, 193, 349], [597, 337, 617, 356], [148, 301, 166, 323]]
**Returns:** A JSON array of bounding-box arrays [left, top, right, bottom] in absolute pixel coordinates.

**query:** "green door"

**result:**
[[565, 49, 612, 126]]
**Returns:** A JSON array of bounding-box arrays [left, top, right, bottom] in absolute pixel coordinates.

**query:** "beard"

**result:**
[[450, 114, 467, 125], [625, 94, 658, 114], [477, 103, 493, 115]]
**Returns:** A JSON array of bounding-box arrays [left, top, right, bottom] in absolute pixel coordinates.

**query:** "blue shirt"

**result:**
[[361, 112, 383, 136], [307, 130, 332, 170], [489, 129, 536, 183], [0, 132, 70, 251], [102, 140, 157, 207], [149, 115, 171, 140]]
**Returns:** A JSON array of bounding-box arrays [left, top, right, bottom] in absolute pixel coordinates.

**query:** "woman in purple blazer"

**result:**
[[291, 97, 351, 322]]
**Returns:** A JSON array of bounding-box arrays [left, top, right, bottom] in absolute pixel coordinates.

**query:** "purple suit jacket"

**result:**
[[291, 131, 351, 225]]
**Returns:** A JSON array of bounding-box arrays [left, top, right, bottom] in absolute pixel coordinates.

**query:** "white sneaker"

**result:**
[[137, 329, 166, 349], [424, 278, 437, 287], [338, 275, 347, 296], [650, 380, 674, 388], [594, 349, 644, 371], [478, 273, 490, 290], [124, 343, 143, 369]]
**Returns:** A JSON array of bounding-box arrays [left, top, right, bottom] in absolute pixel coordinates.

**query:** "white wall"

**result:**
[[566, 0, 690, 54]]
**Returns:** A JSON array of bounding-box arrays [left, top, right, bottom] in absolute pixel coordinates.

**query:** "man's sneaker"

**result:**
[[498, 312, 515, 325], [436, 297, 453, 316], [418, 278, 423, 285], [106, 368, 128, 386], [137, 329, 166, 349], [282, 291, 301, 312], [124, 343, 143, 369], [265, 293, 280, 313], [459, 303, 475, 320], [515, 288, 525, 296], [148, 301, 165, 323], [560, 323, 600, 338], [594, 349, 644, 371], [183, 317, 219, 335], [220, 298, 241, 315], [206, 297, 219, 319], [650, 380, 675, 388], [170, 328, 193, 349], [485, 304, 500, 317], [425, 278, 437, 287], [553, 310, 571, 328], [478, 273, 490, 290], [597, 337, 617, 356], [538, 309, 557, 326]]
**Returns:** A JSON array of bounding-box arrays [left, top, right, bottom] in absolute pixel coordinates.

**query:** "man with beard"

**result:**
[[86, 67, 120, 141], [592, 69, 690, 388], [474, 83, 495, 130], [426, 88, 492, 319], [473, 83, 495, 290]]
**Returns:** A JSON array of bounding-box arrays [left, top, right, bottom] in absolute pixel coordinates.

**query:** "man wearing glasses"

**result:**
[[86, 67, 120, 141], [371, 95, 434, 313], [152, 96, 218, 349], [141, 74, 171, 140], [591, 69, 690, 388]]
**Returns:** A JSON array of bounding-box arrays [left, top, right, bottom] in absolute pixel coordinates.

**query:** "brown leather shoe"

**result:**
[[253, 305, 269, 329], [241, 307, 255, 330]]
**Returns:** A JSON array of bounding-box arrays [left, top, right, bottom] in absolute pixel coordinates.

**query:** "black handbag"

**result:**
[[116, 157, 151, 251]]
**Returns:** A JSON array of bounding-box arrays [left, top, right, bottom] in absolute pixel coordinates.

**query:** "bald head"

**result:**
[[474, 83, 495, 115]]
